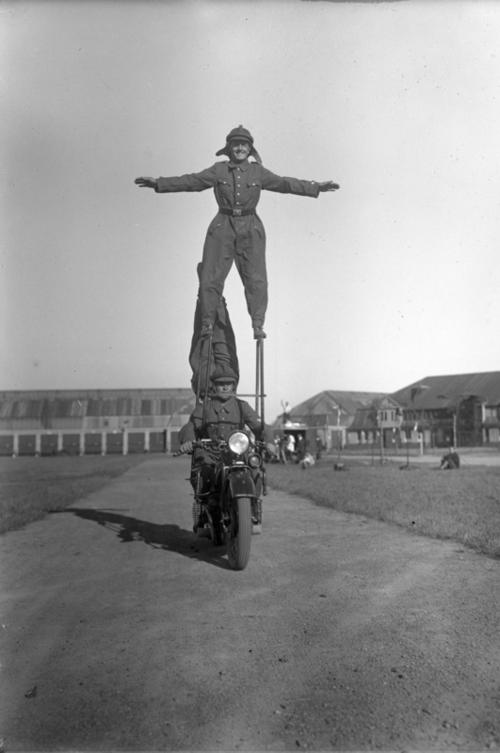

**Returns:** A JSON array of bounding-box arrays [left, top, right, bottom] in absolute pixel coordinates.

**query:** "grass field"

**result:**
[[1, 454, 499, 559], [266, 458, 500, 558], [0, 455, 147, 534]]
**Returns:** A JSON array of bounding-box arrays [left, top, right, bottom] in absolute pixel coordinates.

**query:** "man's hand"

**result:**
[[134, 177, 157, 189], [179, 441, 193, 454], [318, 181, 340, 192]]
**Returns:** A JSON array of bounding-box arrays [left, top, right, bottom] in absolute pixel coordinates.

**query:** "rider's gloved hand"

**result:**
[[179, 441, 193, 454]]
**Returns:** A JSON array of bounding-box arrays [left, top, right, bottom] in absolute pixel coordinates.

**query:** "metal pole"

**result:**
[[255, 339, 265, 428], [255, 341, 260, 413], [259, 339, 265, 429]]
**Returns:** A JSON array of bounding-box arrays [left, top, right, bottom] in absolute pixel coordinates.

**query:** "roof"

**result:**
[[290, 390, 386, 418], [0, 388, 196, 422], [347, 396, 402, 432], [348, 407, 378, 432], [390, 371, 500, 409]]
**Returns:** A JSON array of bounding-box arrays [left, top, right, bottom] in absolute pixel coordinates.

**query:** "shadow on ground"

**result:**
[[52, 507, 231, 569]]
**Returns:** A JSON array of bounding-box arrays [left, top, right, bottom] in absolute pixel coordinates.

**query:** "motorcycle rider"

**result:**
[[179, 364, 271, 530]]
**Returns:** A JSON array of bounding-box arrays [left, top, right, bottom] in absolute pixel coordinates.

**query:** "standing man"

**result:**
[[135, 126, 339, 340]]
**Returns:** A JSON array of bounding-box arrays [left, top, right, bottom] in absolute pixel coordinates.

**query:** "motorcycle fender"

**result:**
[[227, 469, 256, 499]]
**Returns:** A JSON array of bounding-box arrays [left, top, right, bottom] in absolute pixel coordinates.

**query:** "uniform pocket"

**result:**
[[253, 221, 266, 240], [207, 219, 223, 236]]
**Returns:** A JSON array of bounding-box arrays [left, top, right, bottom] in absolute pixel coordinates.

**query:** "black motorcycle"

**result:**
[[190, 430, 266, 571]]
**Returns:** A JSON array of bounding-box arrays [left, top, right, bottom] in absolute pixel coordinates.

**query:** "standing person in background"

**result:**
[[296, 433, 306, 461], [135, 125, 340, 340]]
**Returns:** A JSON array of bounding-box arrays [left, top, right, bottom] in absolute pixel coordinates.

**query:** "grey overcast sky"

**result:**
[[2, 0, 499, 420]]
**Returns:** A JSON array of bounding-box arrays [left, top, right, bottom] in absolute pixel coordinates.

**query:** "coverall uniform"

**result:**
[[155, 161, 322, 332], [189, 264, 239, 396]]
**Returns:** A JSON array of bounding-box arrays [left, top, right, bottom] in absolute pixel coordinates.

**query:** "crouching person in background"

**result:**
[[439, 446, 460, 470], [301, 452, 316, 469]]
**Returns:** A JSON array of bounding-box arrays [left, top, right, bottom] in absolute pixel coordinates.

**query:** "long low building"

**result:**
[[0, 388, 196, 456]]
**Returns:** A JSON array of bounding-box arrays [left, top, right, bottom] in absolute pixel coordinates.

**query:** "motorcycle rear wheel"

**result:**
[[226, 497, 252, 571]]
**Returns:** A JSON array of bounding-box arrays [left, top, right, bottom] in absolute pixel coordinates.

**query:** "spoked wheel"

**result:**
[[226, 497, 252, 571]]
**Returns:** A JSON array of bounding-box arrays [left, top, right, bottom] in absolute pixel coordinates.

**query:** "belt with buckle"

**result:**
[[219, 208, 256, 217]]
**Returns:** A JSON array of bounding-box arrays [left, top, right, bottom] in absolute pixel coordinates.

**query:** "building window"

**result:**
[[141, 400, 152, 416]]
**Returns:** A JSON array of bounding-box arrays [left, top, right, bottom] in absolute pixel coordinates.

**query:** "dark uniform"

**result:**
[[154, 136, 322, 334]]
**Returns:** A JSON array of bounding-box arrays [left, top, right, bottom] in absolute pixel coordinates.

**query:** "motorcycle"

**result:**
[[189, 430, 266, 571]]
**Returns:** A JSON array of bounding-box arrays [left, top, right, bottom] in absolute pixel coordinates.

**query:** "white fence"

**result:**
[[0, 428, 181, 456]]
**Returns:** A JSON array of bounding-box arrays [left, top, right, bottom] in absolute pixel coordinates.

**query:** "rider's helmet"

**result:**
[[215, 125, 262, 164]]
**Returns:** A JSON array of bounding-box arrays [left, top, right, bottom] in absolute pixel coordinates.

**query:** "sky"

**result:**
[[2, 0, 500, 421]]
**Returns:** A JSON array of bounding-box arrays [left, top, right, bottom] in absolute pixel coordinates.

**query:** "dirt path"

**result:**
[[1, 456, 499, 751]]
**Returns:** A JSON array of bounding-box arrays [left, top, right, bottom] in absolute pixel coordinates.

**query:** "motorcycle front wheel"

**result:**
[[226, 497, 252, 571]]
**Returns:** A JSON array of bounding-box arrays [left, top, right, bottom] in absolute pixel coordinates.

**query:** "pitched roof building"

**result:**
[[389, 371, 500, 447], [285, 390, 386, 449]]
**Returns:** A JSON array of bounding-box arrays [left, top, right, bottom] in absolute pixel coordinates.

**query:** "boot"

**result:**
[[251, 498, 262, 534], [253, 325, 267, 340]]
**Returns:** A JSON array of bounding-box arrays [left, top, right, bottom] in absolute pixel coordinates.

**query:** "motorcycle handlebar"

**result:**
[[173, 436, 266, 457], [172, 438, 223, 457]]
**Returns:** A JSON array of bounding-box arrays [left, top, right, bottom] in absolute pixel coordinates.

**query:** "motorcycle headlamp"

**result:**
[[228, 431, 250, 455], [248, 453, 262, 468]]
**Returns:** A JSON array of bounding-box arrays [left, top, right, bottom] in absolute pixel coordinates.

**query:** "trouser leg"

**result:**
[[234, 219, 268, 328], [190, 463, 215, 494], [192, 500, 202, 529], [199, 224, 235, 326]]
